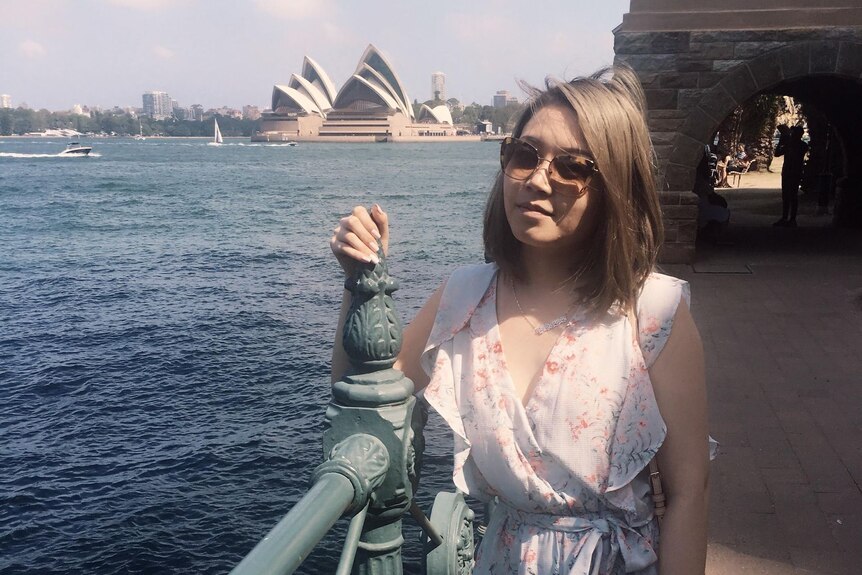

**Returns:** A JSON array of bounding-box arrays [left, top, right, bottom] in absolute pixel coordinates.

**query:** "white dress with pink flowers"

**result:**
[[420, 263, 692, 575]]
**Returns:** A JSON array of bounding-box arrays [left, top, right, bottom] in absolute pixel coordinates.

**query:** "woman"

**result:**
[[330, 66, 711, 574]]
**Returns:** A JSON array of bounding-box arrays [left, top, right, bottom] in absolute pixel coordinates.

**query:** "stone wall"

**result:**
[[614, 27, 862, 263]]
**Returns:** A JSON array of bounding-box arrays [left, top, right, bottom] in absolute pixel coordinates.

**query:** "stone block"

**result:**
[[614, 31, 690, 55], [689, 41, 735, 60], [648, 109, 687, 119], [618, 53, 679, 73], [652, 145, 673, 168], [662, 204, 698, 220], [697, 71, 725, 90], [663, 226, 678, 242], [734, 41, 787, 60], [649, 117, 685, 132], [747, 51, 784, 91], [811, 41, 839, 74], [713, 59, 746, 72], [779, 43, 810, 80], [664, 162, 696, 191], [822, 26, 862, 42], [682, 105, 721, 141], [699, 85, 738, 126], [680, 191, 699, 205], [645, 88, 678, 110], [678, 59, 713, 73], [691, 30, 762, 44], [658, 241, 695, 264], [720, 66, 758, 105], [677, 221, 698, 242], [636, 72, 660, 89], [659, 191, 681, 206], [650, 131, 677, 147], [658, 72, 699, 89], [678, 88, 704, 110], [836, 41, 862, 77], [670, 133, 706, 165], [661, 206, 697, 226]]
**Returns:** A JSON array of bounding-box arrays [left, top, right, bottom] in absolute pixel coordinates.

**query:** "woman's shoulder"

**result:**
[[637, 272, 691, 367], [425, 262, 497, 350], [641, 271, 690, 304]]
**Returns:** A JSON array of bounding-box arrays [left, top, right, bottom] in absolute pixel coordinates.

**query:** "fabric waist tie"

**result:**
[[489, 503, 657, 574]]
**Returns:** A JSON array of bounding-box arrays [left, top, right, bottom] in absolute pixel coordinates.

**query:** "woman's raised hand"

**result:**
[[330, 204, 389, 276]]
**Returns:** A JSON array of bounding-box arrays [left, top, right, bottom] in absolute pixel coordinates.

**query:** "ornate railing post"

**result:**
[[322, 251, 422, 574]]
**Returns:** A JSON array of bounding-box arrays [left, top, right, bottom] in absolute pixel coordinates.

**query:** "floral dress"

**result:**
[[420, 263, 693, 575]]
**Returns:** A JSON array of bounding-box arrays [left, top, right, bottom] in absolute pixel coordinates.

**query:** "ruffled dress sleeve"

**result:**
[[417, 263, 497, 494], [636, 273, 719, 459], [602, 274, 690, 516], [636, 273, 691, 369]]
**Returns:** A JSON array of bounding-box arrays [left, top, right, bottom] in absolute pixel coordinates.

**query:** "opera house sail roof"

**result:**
[[257, 43, 462, 141], [271, 56, 337, 117]]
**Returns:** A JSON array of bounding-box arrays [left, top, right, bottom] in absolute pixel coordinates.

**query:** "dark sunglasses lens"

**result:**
[[552, 156, 594, 183], [502, 140, 539, 179]]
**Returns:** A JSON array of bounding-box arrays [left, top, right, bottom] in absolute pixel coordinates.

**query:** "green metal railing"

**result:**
[[232, 251, 475, 575]]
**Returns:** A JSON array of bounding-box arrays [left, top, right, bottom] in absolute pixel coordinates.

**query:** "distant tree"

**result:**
[[0, 110, 11, 135]]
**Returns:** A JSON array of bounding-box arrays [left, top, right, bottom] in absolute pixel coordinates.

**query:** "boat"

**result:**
[[209, 118, 223, 146], [58, 142, 92, 156], [286, 141, 298, 146]]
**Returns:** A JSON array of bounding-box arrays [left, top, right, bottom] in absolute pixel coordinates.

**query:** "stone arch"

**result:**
[[667, 41, 862, 193], [615, 23, 862, 262]]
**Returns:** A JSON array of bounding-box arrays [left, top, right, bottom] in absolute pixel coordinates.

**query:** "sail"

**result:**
[[214, 119, 223, 144]]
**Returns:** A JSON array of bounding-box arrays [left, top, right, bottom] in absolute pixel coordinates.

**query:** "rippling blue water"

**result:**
[[0, 138, 498, 574]]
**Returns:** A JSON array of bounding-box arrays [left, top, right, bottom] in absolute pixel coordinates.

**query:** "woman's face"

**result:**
[[503, 104, 602, 254]]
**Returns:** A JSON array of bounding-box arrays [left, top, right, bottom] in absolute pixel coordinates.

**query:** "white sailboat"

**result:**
[[209, 118, 224, 146], [133, 119, 146, 141]]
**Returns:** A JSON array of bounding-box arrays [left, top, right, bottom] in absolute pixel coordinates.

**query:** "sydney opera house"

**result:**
[[252, 45, 471, 142]]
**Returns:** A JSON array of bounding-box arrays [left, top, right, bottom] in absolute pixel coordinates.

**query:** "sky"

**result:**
[[0, 0, 631, 111]]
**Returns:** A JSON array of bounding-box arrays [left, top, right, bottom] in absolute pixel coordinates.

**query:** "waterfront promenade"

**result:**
[[666, 169, 862, 574]]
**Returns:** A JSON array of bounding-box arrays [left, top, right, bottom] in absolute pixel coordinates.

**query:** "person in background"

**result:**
[[330, 66, 712, 574], [774, 125, 809, 227]]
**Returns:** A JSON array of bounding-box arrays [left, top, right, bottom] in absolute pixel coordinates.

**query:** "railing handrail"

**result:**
[[230, 473, 354, 575]]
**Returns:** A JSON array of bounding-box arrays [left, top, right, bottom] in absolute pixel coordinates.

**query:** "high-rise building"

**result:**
[[493, 90, 519, 108], [189, 105, 204, 121], [431, 72, 446, 102], [0, 94, 11, 108], [142, 91, 173, 119]]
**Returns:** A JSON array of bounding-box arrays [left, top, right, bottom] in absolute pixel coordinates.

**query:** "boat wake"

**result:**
[[0, 152, 100, 158]]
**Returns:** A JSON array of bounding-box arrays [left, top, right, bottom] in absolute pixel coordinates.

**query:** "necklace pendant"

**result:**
[[534, 316, 568, 335]]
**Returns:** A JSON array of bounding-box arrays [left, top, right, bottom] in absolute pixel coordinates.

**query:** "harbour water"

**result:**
[[0, 138, 499, 574]]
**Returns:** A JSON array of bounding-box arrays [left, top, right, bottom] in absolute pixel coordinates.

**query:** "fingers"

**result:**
[[330, 205, 388, 270], [370, 204, 389, 255]]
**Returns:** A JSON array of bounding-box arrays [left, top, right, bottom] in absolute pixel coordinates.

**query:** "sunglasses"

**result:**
[[500, 137, 599, 193]]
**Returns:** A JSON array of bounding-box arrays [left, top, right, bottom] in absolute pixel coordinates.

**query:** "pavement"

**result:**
[[663, 169, 862, 574]]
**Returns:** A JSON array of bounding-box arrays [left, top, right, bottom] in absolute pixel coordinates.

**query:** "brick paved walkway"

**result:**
[[665, 187, 862, 574]]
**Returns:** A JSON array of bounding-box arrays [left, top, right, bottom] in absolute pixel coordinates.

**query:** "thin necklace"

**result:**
[[510, 277, 573, 335]]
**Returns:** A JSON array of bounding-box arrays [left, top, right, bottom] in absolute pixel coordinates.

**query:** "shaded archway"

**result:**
[[667, 41, 862, 242]]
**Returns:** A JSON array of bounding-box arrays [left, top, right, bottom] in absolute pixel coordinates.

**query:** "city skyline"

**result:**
[[1, 0, 630, 111]]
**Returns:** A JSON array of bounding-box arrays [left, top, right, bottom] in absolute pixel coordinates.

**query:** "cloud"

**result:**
[[254, 0, 333, 21], [153, 45, 175, 59], [106, 0, 174, 10], [18, 40, 46, 59]]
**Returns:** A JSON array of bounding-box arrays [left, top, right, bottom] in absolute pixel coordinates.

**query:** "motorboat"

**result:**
[[58, 142, 92, 156]]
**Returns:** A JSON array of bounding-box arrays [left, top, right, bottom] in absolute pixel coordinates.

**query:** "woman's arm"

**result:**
[[649, 302, 710, 575], [329, 204, 443, 391]]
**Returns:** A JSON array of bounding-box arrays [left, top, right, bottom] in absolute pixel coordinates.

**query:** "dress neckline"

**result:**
[[486, 276, 570, 410]]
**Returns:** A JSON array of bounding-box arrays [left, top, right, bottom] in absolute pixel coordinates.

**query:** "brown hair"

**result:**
[[483, 65, 663, 316]]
